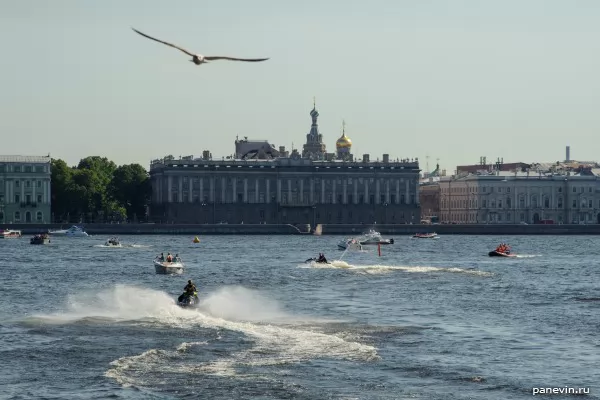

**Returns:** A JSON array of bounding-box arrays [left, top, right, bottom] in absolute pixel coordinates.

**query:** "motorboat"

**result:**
[[30, 233, 50, 245], [49, 225, 89, 237], [154, 255, 184, 274], [356, 229, 394, 245], [0, 229, 22, 239], [488, 250, 517, 258], [337, 238, 364, 250], [177, 292, 199, 308], [412, 232, 439, 239], [105, 237, 122, 247]]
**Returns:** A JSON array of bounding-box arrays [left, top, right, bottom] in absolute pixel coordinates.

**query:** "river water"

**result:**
[[0, 233, 598, 399]]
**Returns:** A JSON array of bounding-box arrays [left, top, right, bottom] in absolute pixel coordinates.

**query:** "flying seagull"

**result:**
[[131, 28, 269, 65]]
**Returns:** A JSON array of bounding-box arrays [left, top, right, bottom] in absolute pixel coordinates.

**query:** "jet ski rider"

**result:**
[[317, 253, 328, 263], [178, 280, 198, 303]]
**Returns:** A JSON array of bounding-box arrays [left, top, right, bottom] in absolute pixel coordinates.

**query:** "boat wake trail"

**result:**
[[88, 285, 380, 387], [301, 262, 492, 276]]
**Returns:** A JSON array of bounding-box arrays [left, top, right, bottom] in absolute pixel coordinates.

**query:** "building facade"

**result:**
[[149, 103, 421, 225], [0, 155, 52, 224], [439, 169, 600, 224]]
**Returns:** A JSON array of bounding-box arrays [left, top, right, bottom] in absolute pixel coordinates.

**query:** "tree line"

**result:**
[[51, 156, 151, 223]]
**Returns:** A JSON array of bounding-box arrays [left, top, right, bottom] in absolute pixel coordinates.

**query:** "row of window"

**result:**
[[0, 165, 47, 173], [0, 179, 44, 188], [0, 194, 43, 204], [0, 210, 44, 222], [442, 197, 600, 209], [441, 185, 596, 194]]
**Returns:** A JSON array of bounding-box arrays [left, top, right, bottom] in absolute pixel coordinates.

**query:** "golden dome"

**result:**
[[336, 133, 352, 148]]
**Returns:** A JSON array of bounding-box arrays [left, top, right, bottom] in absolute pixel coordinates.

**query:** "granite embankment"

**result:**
[[4, 223, 600, 235]]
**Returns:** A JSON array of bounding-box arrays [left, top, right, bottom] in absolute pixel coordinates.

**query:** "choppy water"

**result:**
[[0, 233, 598, 399]]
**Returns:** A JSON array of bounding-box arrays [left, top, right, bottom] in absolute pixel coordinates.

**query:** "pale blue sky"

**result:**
[[2, 0, 599, 173]]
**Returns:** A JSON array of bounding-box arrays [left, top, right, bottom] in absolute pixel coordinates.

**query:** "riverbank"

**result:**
[[3, 223, 600, 235]]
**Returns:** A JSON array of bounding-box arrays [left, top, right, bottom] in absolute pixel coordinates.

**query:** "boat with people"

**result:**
[[30, 233, 51, 245], [154, 252, 184, 274], [336, 238, 364, 250], [0, 229, 22, 239], [412, 232, 439, 239], [49, 225, 89, 237], [104, 237, 122, 247], [177, 280, 199, 308], [488, 243, 516, 257]]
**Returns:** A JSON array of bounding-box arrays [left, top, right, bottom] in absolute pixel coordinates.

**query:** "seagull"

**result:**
[[131, 28, 269, 66]]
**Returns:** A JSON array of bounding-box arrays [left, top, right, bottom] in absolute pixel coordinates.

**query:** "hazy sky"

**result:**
[[2, 0, 599, 173]]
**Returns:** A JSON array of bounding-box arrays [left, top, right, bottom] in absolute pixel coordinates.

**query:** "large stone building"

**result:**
[[0, 155, 52, 224], [149, 104, 421, 225], [439, 162, 600, 224]]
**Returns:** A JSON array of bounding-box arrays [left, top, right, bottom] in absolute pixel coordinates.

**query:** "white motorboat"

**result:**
[[49, 225, 89, 237], [154, 256, 184, 274], [337, 238, 364, 250], [0, 229, 22, 239], [412, 232, 439, 239], [104, 237, 122, 247]]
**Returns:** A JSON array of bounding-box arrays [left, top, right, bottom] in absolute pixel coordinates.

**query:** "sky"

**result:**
[[1, 0, 600, 173]]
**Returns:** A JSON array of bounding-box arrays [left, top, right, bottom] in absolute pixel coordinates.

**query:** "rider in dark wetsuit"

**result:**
[[178, 280, 198, 303], [317, 253, 328, 263]]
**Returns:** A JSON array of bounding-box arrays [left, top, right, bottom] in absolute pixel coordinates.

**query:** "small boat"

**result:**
[[356, 229, 394, 245], [104, 237, 122, 247], [49, 225, 89, 237], [30, 233, 51, 245], [0, 229, 22, 239], [337, 238, 364, 250], [154, 256, 184, 274], [488, 250, 517, 257], [412, 232, 439, 239]]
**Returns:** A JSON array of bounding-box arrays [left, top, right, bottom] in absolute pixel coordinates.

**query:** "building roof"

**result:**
[[0, 155, 51, 163]]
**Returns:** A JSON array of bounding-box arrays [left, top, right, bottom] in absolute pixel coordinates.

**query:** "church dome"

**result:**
[[336, 132, 352, 148]]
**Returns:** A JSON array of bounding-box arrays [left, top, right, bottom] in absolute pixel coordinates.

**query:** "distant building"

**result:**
[[439, 164, 600, 224], [0, 155, 52, 224], [149, 103, 421, 225], [456, 157, 530, 175]]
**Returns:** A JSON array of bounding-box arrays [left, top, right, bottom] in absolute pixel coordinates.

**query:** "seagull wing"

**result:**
[[131, 28, 195, 57], [204, 56, 270, 62]]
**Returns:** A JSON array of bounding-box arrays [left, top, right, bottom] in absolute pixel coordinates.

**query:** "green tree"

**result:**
[[109, 163, 151, 219], [50, 158, 74, 220]]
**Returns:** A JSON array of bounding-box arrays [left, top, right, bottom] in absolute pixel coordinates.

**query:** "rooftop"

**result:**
[[0, 155, 51, 164]]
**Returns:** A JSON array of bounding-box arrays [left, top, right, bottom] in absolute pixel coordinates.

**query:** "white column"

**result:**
[[21, 180, 25, 202], [266, 179, 270, 204], [277, 179, 282, 203], [32, 180, 36, 204], [396, 179, 400, 204], [353, 178, 358, 204], [321, 179, 325, 203], [332, 179, 336, 204], [45, 180, 49, 204], [255, 179, 259, 203], [178, 177, 183, 202], [199, 177, 204, 202], [232, 178, 237, 203], [287, 179, 292, 203], [405, 180, 410, 204], [310, 179, 315, 203], [300, 179, 304, 203], [188, 177, 193, 203], [221, 177, 226, 203], [364, 180, 369, 204], [375, 180, 380, 204], [168, 176, 173, 203], [415, 181, 420, 204], [343, 179, 347, 204], [385, 180, 390, 204], [209, 177, 214, 202], [243, 178, 248, 203]]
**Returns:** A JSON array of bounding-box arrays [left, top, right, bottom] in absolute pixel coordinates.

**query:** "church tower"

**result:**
[[336, 120, 352, 161], [302, 98, 327, 159]]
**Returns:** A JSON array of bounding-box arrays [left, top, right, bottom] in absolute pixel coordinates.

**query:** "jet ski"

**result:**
[[177, 292, 199, 308], [304, 257, 331, 264]]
